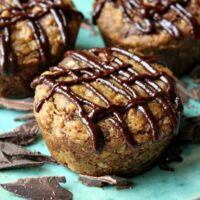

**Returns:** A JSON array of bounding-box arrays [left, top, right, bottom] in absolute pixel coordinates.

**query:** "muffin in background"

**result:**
[[93, 0, 200, 76], [0, 0, 82, 97]]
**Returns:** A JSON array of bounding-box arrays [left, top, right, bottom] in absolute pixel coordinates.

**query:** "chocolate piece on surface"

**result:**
[[190, 65, 200, 83], [0, 142, 55, 170], [79, 174, 133, 189], [177, 115, 200, 143], [0, 98, 33, 111], [0, 176, 72, 200], [158, 142, 183, 172], [14, 113, 35, 122], [0, 120, 38, 145]]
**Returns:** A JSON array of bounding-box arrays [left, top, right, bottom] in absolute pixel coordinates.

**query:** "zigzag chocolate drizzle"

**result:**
[[0, 0, 82, 75], [31, 48, 183, 152], [93, 0, 199, 38]]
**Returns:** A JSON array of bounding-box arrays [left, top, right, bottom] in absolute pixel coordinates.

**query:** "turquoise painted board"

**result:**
[[0, 1, 200, 200]]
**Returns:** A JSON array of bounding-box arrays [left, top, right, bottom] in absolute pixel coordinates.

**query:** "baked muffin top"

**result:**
[[0, 0, 82, 75], [93, 0, 200, 39], [32, 48, 183, 152]]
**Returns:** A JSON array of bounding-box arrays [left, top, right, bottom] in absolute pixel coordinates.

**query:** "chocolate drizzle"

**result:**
[[93, 0, 199, 38], [31, 48, 183, 152], [0, 0, 82, 76]]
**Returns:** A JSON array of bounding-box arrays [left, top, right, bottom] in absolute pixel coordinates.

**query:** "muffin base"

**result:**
[[38, 123, 172, 176]]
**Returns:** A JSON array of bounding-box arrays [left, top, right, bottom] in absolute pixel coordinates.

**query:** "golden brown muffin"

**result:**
[[32, 47, 183, 176], [93, 0, 200, 76], [0, 0, 82, 97]]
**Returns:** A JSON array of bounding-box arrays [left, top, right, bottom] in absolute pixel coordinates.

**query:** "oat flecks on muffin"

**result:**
[[93, 0, 200, 76], [32, 48, 183, 176], [0, 0, 82, 97]]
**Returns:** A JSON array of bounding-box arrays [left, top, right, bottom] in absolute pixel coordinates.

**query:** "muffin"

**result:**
[[93, 0, 200, 76], [0, 0, 82, 97], [32, 47, 183, 176]]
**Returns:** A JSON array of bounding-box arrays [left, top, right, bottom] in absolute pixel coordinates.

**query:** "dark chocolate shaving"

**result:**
[[176, 80, 200, 103], [175, 80, 190, 103], [188, 87, 200, 102], [14, 113, 35, 122], [0, 98, 33, 111], [158, 142, 183, 172], [81, 19, 97, 36], [0, 142, 55, 170], [177, 115, 200, 143], [0, 120, 38, 145], [0, 176, 72, 200], [79, 175, 133, 189], [190, 65, 200, 83]]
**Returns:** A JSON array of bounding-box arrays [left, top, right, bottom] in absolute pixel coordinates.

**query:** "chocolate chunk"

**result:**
[[14, 113, 35, 121], [79, 175, 103, 187], [188, 87, 200, 101], [175, 80, 189, 103], [81, 19, 97, 36], [0, 98, 33, 111], [158, 115, 200, 171], [190, 65, 200, 83], [177, 115, 200, 143], [79, 175, 133, 189], [159, 163, 174, 172], [0, 120, 38, 145], [158, 142, 183, 172], [176, 80, 200, 103], [0, 142, 55, 170], [0, 176, 72, 200]]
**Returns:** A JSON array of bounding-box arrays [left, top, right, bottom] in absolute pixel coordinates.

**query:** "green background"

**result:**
[[0, 1, 200, 199]]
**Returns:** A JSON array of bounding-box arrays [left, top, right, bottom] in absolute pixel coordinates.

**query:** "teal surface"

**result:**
[[1, 1, 200, 200]]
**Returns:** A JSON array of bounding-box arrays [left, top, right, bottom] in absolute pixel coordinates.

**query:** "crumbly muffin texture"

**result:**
[[0, 0, 82, 97], [93, 0, 200, 76], [33, 48, 182, 176]]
